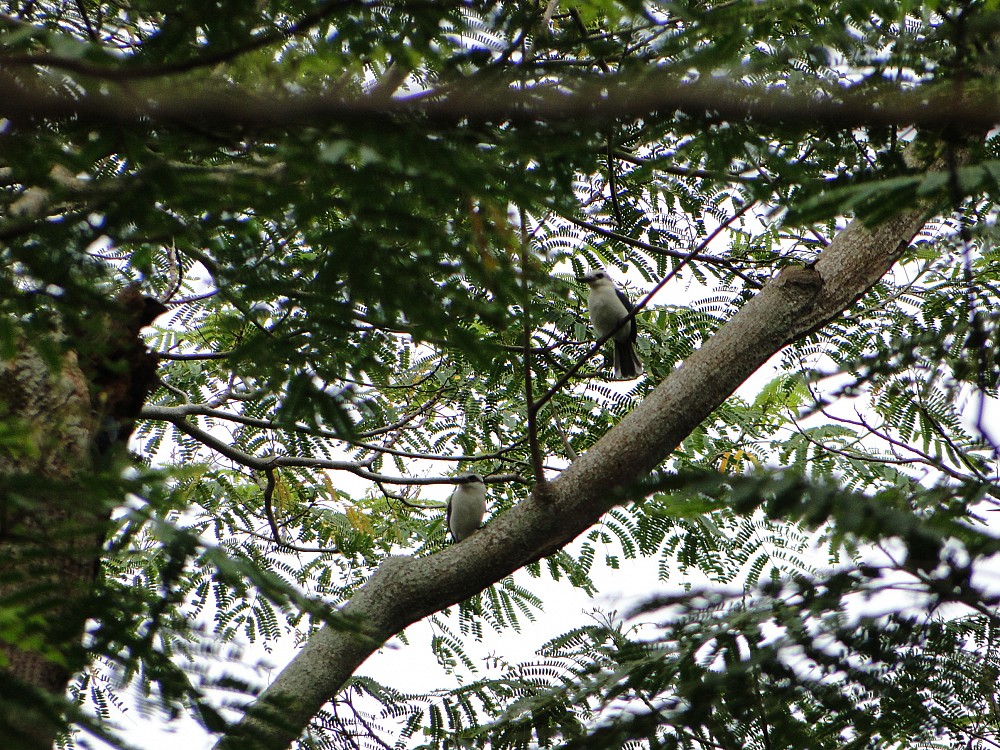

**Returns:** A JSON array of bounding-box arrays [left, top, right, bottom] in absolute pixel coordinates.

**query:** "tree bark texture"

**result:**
[[220, 204, 930, 749], [0, 340, 97, 750], [0, 289, 164, 750]]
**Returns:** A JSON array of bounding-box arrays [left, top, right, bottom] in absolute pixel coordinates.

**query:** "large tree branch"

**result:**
[[0, 69, 993, 132], [217, 198, 931, 748]]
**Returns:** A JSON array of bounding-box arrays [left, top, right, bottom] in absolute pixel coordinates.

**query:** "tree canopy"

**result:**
[[1, 1, 999, 749]]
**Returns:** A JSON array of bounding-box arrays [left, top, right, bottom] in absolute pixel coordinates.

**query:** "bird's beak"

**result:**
[[576, 275, 593, 283]]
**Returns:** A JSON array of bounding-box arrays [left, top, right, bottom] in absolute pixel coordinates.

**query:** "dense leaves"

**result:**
[[1, 1, 999, 749]]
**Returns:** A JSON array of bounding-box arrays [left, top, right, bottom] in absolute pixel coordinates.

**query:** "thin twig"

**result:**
[[0, 0, 357, 81], [520, 207, 547, 485], [152, 408, 529, 484], [552, 411, 579, 462], [239, 524, 341, 555], [262, 468, 283, 545], [157, 350, 232, 361], [142, 403, 525, 462], [534, 199, 758, 414]]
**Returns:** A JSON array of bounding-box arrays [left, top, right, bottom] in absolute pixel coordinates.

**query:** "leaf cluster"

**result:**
[[2, 1, 1000, 749]]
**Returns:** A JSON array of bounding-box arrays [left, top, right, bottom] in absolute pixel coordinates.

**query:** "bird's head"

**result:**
[[576, 269, 611, 287], [458, 472, 484, 485]]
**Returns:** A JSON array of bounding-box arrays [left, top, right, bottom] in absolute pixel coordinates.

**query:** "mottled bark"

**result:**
[[0, 289, 164, 750], [0, 340, 97, 749]]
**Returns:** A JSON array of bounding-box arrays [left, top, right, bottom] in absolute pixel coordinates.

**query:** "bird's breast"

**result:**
[[588, 292, 629, 340]]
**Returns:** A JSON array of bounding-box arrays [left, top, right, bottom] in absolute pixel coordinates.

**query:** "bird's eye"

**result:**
[[596, 273, 604, 279]]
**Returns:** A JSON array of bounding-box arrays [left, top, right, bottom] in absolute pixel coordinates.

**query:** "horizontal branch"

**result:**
[[144, 405, 524, 486], [140, 403, 525, 463], [0, 68, 991, 133], [156, 350, 232, 361]]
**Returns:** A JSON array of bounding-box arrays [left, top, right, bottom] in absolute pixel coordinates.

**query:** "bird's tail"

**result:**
[[613, 341, 643, 380]]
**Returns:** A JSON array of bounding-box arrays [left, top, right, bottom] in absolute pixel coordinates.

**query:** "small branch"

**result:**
[[262, 468, 283, 545], [562, 212, 766, 286], [1, 0, 358, 81], [175, 245, 274, 338], [172, 290, 220, 305], [552, 411, 579, 462], [332, 356, 446, 391], [612, 149, 761, 184], [141, 402, 525, 462], [913, 399, 994, 483], [240, 526, 341, 555], [533, 199, 758, 415], [795, 377, 989, 488], [73, 0, 98, 42], [355, 398, 439, 440], [521, 207, 546, 485], [605, 133, 622, 227], [157, 350, 232, 361], [155, 377, 191, 405], [374, 480, 439, 510], [150, 407, 527, 485], [338, 693, 394, 750]]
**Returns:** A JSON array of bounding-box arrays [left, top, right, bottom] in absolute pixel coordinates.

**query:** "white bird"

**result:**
[[577, 269, 644, 379], [446, 473, 486, 542]]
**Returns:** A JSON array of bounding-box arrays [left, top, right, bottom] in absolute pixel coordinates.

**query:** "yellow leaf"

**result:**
[[718, 449, 751, 473], [346, 506, 374, 536], [274, 473, 293, 511]]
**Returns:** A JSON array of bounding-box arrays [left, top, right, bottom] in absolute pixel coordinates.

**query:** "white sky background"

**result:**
[[82, 211, 1000, 749]]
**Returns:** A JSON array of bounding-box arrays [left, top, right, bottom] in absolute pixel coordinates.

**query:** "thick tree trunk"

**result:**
[[0, 290, 164, 750], [219, 204, 929, 749]]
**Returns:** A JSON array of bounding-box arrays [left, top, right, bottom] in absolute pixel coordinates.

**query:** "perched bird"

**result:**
[[446, 473, 487, 542], [576, 268, 643, 379]]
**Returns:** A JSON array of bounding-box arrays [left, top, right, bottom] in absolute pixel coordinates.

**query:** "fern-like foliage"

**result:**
[[1, 1, 1000, 749]]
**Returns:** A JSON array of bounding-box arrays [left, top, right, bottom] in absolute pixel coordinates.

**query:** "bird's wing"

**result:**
[[615, 286, 638, 340]]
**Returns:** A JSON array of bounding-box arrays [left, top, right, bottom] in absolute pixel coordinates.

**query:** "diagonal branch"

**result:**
[[533, 198, 755, 415], [216, 174, 933, 749]]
